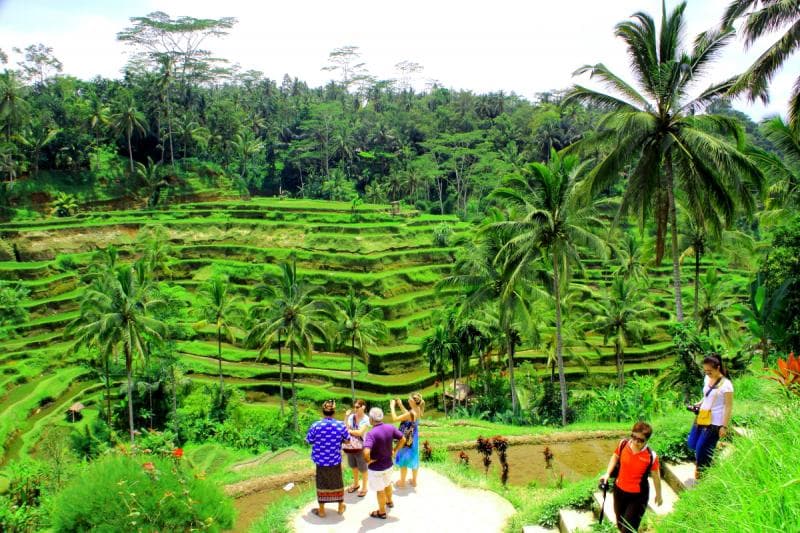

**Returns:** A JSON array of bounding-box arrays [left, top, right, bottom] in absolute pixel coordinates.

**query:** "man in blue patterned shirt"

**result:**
[[306, 400, 350, 517]]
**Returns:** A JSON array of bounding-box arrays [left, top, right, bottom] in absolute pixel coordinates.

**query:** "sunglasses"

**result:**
[[630, 434, 647, 444]]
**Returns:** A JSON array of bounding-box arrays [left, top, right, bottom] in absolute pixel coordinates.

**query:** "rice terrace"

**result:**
[[0, 1, 799, 532]]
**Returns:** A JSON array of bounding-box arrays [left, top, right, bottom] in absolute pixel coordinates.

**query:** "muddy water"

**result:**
[[231, 481, 312, 533], [452, 438, 619, 486]]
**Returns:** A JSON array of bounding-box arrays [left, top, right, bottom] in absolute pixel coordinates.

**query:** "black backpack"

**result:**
[[610, 439, 655, 496]]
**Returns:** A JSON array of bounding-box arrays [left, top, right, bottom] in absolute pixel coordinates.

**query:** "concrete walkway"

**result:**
[[291, 468, 515, 533]]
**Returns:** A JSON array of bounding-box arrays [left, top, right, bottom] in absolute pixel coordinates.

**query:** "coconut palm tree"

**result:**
[[113, 102, 147, 174], [70, 262, 164, 444], [594, 275, 654, 388], [697, 268, 737, 342], [195, 277, 243, 394], [422, 323, 456, 417], [246, 259, 330, 431], [334, 288, 387, 404], [612, 231, 650, 284], [564, 1, 763, 322], [722, 0, 800, 129], [747, 117, 800, 220], [490, 149, 608, 425]]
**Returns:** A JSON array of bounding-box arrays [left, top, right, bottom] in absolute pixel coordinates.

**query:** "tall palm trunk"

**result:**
[[452, 355, 458, 411], [278, 331, 284, 416], [666, 157, 684, 321], [553, 251, 568, 426], [125, 343, 135, 445], [171, 364, 179, 435], [506, 329, 518, 415], [350, 334, 356, 405], [441, 372, 448, 417], [615, 340, 624, 389], [217, 325, 224, 393], [104, 353, 112, 428], [127, 132, 135, 174], [290, 343, 298, 432], [694, 250, 701, 322]]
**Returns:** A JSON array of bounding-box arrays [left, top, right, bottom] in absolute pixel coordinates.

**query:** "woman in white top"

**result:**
[[343, 399, 371, 497], [687, 355, 733, 477]]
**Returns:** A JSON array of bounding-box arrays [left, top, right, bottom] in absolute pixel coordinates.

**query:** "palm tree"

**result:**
[[736, 273, 790, 365], [594, 275, 653, 388], [612, 231, 650, 284], [113, 103, 147, 174], [334, 288, 387, 404], [422, 323, 455, 417], [490, 149, 607, 425], [722, 0, 800, 129], [564, 1, 763, 322], [437, 219, 545, 415], [697, 268, 737, 342], [70, 262, 164, 444], [247, 259, 329, 431], [195, 278, 243, 393], [747, 117, 800, 219]]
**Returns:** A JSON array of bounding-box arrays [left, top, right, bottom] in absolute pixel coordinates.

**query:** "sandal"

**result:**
[[347, 485, 359, 493], [370, 510, 387, 519], [311, 509, 326, 518], [357, 490, 367, 497], [386, 501, 394, 508]]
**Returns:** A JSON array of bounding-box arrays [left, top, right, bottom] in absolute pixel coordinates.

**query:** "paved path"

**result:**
[[291, 468, 515, 533]]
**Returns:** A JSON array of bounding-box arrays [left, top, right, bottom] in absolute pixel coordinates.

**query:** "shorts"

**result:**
[[346, 451, 367, 472], [367, 467, 393, 492]]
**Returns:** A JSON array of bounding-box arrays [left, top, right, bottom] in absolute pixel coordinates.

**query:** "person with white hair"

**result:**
[[363, 406, 406, 519]]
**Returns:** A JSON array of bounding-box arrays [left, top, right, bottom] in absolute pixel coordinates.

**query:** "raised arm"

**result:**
[[389, 399, 412, 422]]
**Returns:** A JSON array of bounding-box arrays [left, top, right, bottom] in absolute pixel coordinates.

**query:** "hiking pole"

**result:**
[[598, 481, 609, 524]]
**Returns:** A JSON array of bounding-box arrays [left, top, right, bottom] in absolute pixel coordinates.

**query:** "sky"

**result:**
[[1, 0, 797, 120]]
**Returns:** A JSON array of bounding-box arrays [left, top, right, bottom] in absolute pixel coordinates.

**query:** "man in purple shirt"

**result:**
[[363, 406, 405, 519]]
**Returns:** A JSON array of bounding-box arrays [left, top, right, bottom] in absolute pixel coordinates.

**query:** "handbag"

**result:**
[[696, 378, 723, 427], [399, 419, 415, 448], [342, 415, 364, 453]]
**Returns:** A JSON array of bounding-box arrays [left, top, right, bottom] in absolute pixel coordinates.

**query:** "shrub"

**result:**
[[534, 478, 596, 528], [432, 223, 453, 247], [578, 376, 680, 423], [49, 453, 234, 532], [0, 282, 29, 327], [647, 413, 694, 463], [54, 254, 78, 271]]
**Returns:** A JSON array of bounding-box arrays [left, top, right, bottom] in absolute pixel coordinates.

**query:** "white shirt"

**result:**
[[700, 375, 733, 426]]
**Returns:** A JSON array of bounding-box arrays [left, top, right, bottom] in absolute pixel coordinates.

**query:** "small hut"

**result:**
[[67, 402, 85, 423]]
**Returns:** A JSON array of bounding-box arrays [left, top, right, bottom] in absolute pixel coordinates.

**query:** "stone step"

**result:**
[[523, 526, 558, 533], [662, 462, 696, 493], [558, 509, 594, 533]]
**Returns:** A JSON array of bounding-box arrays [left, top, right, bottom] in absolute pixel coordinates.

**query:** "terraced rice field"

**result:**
[[0, 197, 749, 464]]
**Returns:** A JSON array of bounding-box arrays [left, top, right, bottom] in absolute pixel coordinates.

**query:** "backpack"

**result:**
[[610, 439, 655, 495]]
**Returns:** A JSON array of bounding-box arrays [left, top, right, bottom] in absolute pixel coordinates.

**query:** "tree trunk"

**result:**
[[127, 133, 135, 174], [616, 341, 624, 389], [278, 332, 284, 416], [290, 344, 298, 432], [125, 343, 135, 445], [507, 333, 518, 415], [171, 364, 179, 436], [104, 354, 112, 428], [452, 359, 458, 411], [553, 251, 568, 426], [666, 156, 684, 322], [218, 326, 224, 393], [350, 335, 356, 405], [441, 373, 447, 417], [694, 249, 701, 322]]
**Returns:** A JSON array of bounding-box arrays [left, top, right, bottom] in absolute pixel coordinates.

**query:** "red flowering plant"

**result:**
[[766, 352, 800, 397]]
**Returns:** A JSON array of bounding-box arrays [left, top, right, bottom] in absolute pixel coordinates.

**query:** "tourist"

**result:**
[[363, 406, 406, 519], [343, 399, 370, 497], [390, 392, 424, 488], [687, 354, 733, 477], [599, 421, 663, 533], [305, 400, 349, 518]]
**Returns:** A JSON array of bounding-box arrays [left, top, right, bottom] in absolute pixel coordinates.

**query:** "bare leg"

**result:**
[[410, 468, 418, 486], [376, 489, 387, 514], [397, 467, 407, 487], [384, 484, 393, 508], [361, 470, 368, 494], [317, 503, 326, 517], [350, 467, 360, 490]]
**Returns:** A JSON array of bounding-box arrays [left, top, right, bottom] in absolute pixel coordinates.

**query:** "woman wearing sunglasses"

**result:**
[[599, 421, 663, 532]]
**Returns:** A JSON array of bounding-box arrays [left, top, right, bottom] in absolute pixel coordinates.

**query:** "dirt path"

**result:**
[[291, 467, 514, 533]]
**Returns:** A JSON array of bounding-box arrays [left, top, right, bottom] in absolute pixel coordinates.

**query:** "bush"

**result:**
[[432, 223, 453, 247], [647, 413, 694, 463], [49, 453, 234, 532], [578, 376, 680, 423]]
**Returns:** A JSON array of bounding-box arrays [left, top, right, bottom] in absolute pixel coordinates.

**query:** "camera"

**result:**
[[598, 480, 610, 491], [685, 404, 700, 414]]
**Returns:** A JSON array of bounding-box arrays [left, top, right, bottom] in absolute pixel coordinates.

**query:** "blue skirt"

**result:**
[[396, 423, 419, 469]]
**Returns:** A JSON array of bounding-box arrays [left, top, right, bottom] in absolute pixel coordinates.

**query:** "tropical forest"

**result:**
[[0, 1, 798, 532]]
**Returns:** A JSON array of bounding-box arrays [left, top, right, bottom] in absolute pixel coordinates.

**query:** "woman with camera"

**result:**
[[687, 355, 733, 478], [389, 393, 424, 489], [599, 421, 663, 533]]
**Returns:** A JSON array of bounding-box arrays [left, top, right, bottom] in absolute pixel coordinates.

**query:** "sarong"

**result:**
[[315, 464, 344, 503]]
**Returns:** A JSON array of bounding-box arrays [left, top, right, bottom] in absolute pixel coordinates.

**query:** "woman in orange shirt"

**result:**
[[599, 421, 663, 532]]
